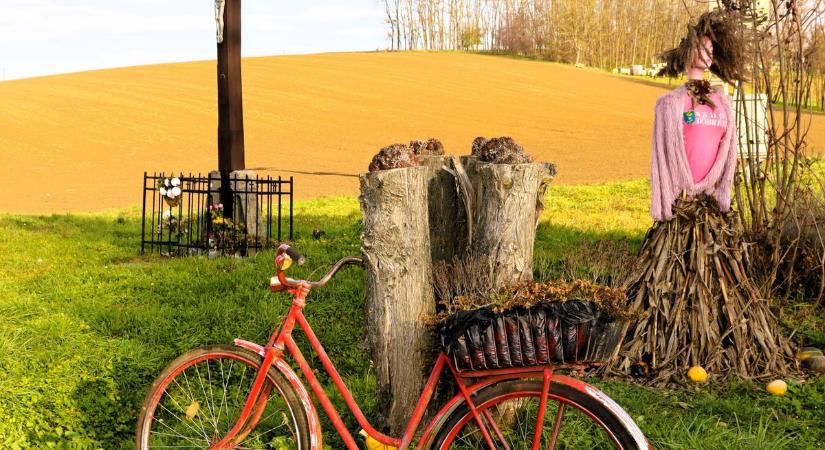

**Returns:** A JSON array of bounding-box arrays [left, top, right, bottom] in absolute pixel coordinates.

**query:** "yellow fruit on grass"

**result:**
[[796, 347, 823, 362], [804, 355, 825, 374], [687, 366, 708, 383], [766, 380, 788, 396], [359, 429, 397, 450]]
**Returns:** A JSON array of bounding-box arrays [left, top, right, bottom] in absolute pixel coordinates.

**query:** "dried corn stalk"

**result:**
[[614, 194, 793, 384]]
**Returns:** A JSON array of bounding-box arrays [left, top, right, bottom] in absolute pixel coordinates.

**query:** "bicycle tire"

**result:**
[[427, 378, 648, 449], [136, 345, 311, 449]]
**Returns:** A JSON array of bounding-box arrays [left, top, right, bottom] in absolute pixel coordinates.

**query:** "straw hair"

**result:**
[[657, 9, 746, 84]]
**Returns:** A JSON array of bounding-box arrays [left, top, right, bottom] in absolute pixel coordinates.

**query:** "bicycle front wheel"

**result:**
[[429, 378, 648, 450], [136, 345, 311, 449]]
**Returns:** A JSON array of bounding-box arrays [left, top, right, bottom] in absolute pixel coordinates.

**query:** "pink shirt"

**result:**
[[682, 92, 727, 183]]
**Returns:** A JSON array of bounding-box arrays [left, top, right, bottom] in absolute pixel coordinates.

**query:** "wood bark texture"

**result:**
[[462, 156, 555, 287], [421, 155, 471, 264], [359, 166, 435, 433]]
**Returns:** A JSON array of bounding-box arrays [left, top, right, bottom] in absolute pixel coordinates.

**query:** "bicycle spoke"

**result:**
[[517, 403, 529, 446], [152, 409, 209, 447], [206, 358, 217, 428], [193, 362, 218, 432], [150, 427, 208, 449], [483, 408, 511, 450], [150, 446, 208, 449], [156, 398, 210, 443], [439, 386, 628, 450], [235, 364, 249, 405], [215, 358, 233, 429], [250, 414, 290, 442], [547, 403, 566, 450], [163, 382, 211, 441], [179, 369, 213, 439]]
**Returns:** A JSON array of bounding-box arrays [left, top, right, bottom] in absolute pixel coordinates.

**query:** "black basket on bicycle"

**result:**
[[439, 301, 627, 371]]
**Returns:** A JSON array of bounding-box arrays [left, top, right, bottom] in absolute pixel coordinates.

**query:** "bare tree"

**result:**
[[384, 0, 398, 50], [383, 0, 713, 69], [734, 0, 825, 300]]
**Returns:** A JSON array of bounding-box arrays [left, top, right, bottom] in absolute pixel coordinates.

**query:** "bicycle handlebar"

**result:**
[[283, 246, 306, 266], [272, 244, 363, 292], [305, 256, 363, 287]]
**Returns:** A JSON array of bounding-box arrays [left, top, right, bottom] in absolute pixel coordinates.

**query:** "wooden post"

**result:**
[[216, 0, 245, 216], [217, 0, 245, 174], [360, 166, 435, 434]]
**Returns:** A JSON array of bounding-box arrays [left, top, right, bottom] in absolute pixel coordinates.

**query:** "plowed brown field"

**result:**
[[1, 52, 823, 213]]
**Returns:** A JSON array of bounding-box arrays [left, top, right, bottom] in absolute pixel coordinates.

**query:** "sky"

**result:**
[[0, 0, 387, 81]]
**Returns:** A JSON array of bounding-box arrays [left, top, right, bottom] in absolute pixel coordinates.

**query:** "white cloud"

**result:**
[[0, 0, 388, 79], [0, 2, 380, 43], [0, 0, 212, 42], [244, 14, 295, 33], [339, 26, 386, 39], [297, 6, 383, 23]]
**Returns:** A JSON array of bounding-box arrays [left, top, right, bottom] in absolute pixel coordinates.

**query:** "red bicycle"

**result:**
[[137, 244, 650, 449]]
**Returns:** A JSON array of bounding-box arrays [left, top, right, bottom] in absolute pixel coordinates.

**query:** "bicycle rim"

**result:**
[[136, 346, 310, 450], [431, 379, 645, 450]]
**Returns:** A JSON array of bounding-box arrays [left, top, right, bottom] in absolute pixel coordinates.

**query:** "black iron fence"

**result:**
[[141, 172, 293, 256]]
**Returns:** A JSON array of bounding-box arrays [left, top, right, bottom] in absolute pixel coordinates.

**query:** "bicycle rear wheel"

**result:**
[[136, 345, 311, 449], [429, 378, 648, 450]]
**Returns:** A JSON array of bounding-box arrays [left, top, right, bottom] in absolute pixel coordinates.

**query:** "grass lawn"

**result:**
[[1, 179, 823, 449]]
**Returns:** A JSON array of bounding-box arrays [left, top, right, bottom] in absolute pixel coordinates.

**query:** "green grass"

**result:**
[[0, 180, 823, 449]]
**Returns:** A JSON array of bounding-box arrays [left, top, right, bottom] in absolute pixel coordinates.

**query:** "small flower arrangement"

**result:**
[[157, 210, 179, 235], [208, 203, 225, 225], [157, 177, 183, 207], [207, 202, 246, 254], [156, 209, 191, 242]]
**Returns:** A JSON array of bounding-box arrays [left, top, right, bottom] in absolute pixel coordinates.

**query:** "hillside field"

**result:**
[[3, 51, 825, 213]]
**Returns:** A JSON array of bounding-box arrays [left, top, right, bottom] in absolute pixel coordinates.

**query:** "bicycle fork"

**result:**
[[210, 287, 309, 449], [210, 346, 281, 449], [448, 365, 555, 450]]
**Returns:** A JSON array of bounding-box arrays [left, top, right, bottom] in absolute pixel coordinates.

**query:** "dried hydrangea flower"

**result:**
[[410, 138, 445, 156], [471, 137, 489, 156], [477, 136, 532, 164], [409, 140, 426, 155], [368, 143, 421, 172], [424, 138, 445, 155]]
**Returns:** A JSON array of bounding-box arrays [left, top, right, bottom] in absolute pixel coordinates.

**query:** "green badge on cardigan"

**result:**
[[683, 111, 696, 125]]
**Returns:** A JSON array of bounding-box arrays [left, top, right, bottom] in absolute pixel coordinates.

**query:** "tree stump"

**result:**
[[359, 156, 555, 432], [462, 157, 556, 286], [359, 166, 435, 433], [420, 155, 471, 264]]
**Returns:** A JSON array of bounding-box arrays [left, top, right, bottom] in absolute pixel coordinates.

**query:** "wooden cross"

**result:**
[[216, 0, 245, 175]]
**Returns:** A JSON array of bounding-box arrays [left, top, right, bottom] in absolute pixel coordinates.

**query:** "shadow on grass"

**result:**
[[5, 209, 823, 449], [0, 207, 649, 447]]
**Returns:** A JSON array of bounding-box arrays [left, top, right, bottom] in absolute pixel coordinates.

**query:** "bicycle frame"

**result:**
[[204, 248, 648, 450], [213, 282, 452, 450], [206, 284, 646, 450]]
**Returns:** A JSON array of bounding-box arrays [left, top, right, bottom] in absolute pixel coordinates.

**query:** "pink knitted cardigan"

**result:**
[[650, 85, 738, 221]]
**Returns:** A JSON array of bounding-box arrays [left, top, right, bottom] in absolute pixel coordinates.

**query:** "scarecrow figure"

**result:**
[[616, 9, 791, 383]]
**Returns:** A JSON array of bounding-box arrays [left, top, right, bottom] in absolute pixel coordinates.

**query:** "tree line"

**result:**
[[382, 0, 709, 70]]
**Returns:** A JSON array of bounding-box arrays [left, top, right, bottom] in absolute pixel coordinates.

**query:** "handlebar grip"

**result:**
[[284, 246, 306, 266]]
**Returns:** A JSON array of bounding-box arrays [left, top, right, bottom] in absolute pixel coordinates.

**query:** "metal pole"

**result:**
[[141, 172, 147, 254]]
